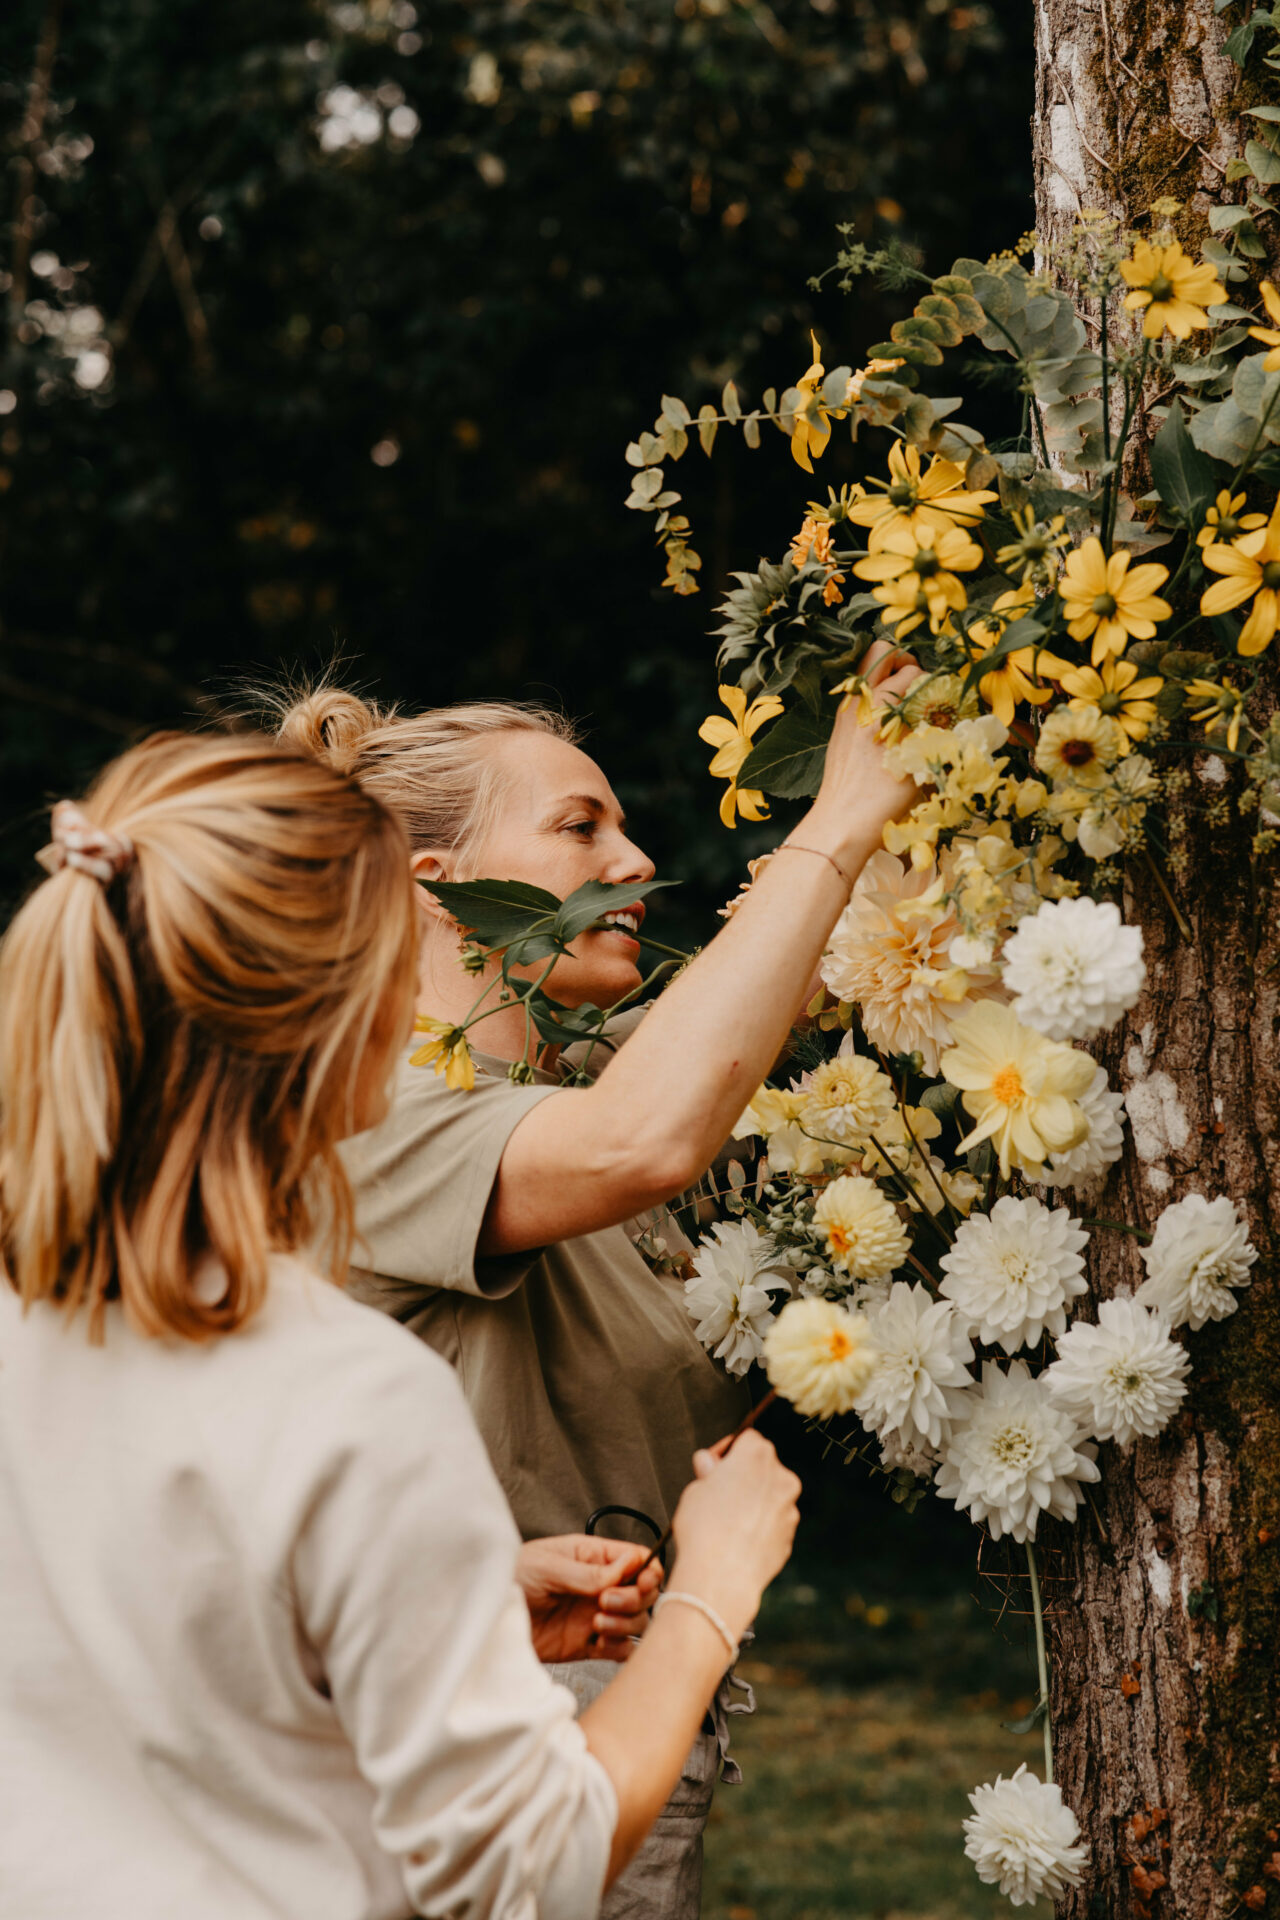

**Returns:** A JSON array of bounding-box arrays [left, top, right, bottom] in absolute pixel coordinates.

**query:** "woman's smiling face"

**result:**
[[433, 730, 657, 1009]]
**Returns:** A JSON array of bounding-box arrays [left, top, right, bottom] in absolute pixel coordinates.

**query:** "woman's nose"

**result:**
[[608, 833, 655, 884]]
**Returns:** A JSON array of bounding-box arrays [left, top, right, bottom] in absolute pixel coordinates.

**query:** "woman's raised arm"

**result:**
[[480, 654, 918, 1256]]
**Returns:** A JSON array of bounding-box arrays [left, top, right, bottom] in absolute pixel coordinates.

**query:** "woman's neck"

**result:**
[[415, 938, 561, 1073]]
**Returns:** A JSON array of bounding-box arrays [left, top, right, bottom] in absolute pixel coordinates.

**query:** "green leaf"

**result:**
[[743, 411, 762, 449], [1223, 15, 1256, 61], [1233, 350, 1280, 420], [1001, 1698, 1048, 1736], [419, 876, 562, 946], [1149, 400, 1220, 522], [552, 876, 674, 941], [1189, 394, 1257, 464], [1246, 138, 1280, 184], [697, 403, 719, 454], [736, 700, 838, 798], [660, 393, 692, 429], [958, 615, 1049, 700], [1247, 104, 1280, 120], [1209, 203, 1254, 229], [722, 379, 742, 423]]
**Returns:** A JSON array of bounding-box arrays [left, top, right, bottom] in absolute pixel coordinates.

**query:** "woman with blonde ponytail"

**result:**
[[0, 730, 803, 1920], [274, 651, 919, 1920]]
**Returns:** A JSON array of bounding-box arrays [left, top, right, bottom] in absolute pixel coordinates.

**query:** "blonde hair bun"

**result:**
[[274, 687, 387, 775]]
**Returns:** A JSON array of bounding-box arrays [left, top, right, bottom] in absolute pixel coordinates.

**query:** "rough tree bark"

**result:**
[[1032, 5, 1280, 1916]]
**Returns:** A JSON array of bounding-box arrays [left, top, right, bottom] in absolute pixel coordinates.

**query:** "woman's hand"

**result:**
[[805, 638, 922, 860], [666, 1429, 802, 1645], [516, 1535, 662, 1665]]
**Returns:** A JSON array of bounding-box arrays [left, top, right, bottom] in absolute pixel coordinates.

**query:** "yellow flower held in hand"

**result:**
[[1058, 657, 1164, 751], [763, 1297, 880, 1421], [940, 1001, 1093, 1179], [1057, 537, 1172, 665], [1247, 279, 1280, 371], [855, 520, 983, 636], [1197, 489, 1266, 551], [812, 1172, 912, 1281], [410, 1016, 476, 1091], [1200, 496, 1280, 656], [847, 441, 996, 550], [698, 684, 785, 828], [1119, 239, 1226, 339]]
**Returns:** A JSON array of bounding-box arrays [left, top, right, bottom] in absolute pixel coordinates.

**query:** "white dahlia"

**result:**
[[799, 1052, 897, 1146], [1000, 896, 1145, 1041], [1135, 1192, 1257, 1331], [854, 1281, 975, 1453], [936, 1360, 1100, 1541], [1041, 1062, 1126, 1189], [819, 849, 1002, 1075], [684, 1221, 791, 1377], [1045, 1296, 1190, 1446], [763, 1296, 879, 1420], [963, 1767, 1090, 1908], [938, 1196, 1090, 1353], [812, 1173, 912, 1282]]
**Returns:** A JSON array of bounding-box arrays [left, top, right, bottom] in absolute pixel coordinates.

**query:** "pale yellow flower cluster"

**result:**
[[941, 1002, 1094, 1179]]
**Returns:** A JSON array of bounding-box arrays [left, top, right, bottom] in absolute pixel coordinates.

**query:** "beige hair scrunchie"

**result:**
[[35, 799, 135, 886]]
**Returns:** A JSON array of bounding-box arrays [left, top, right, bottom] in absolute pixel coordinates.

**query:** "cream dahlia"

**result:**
[[938, 1196, 1090, 1353], [799, 1052, 897, 1147], [1000, 896, 1146, 1042], [936, 1359, 1100, 1541], [1045, 1296, 1190, 1446], [684, 1220, 792, 1378], [1135, 1192, 1257, 1331], [854, 1281, 975, 1453], [1041, 1062, 1127, 1189], [763, 1296, 879, 1420], [963, 1767, 1090, 1907]]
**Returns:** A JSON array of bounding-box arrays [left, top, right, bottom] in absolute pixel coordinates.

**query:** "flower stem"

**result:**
[[1079, 1215, 1153, 1244], [1025, 1539, 1053, 1785], [632, 1389, 780, 1580], [1141, 845, 1193, 943]]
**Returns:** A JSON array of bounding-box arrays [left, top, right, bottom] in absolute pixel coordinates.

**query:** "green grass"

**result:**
[[702, 1573, 1050, 1920]]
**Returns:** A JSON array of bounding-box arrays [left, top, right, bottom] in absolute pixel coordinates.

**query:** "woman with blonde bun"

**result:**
[[274, 644, 918, 1920], [0, 731, 802, 1920]]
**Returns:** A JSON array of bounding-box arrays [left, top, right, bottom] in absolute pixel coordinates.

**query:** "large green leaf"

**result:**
[[554, 878, 673, 941], [418, 876, 562, 946], [1149, 401, 1220, 522], [737, 700, 837, 798]]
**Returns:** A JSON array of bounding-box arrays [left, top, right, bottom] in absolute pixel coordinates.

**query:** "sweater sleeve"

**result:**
[[287, 1318, 617, 1919]]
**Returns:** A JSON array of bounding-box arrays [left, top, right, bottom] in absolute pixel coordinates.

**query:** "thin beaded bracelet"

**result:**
[[776, 839, 854, 891], [652, 1590, 740, 1664]]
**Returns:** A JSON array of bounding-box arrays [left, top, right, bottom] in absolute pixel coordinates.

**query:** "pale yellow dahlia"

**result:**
[[819, 849, 1004, 1075], [1057, 657, 1164, 751], [1118, 239, 1226, 340], [846, 441, 996, 550], [812, 1173, 912, 1281], [763, 1297, 880, 1421], [1057, 538, 1172, 665], [698, 684, 785, 828], [940, 1001, 1094, 1178], [1200, 497, 1280, 656], [1034, 705, 1127, 787], [800, 1054, 898, 1148]]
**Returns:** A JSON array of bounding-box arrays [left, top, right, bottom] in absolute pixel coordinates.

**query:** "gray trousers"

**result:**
[[545, 1659, 720, 1920]]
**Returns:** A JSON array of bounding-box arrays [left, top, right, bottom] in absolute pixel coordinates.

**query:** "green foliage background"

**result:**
[[1, 0, 1031, 935]]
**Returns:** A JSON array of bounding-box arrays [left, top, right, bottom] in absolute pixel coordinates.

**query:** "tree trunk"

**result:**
[[1032, 6, 1280, 1915]]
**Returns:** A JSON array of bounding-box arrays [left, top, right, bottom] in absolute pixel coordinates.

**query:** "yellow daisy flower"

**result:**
[[789, 332, 838, 474], [698, 684, 785, 827], [995, 505, 1071, 584], [1247, 280, 1280, 372], [847, 441, 997, 551], [855, 520, 982, 636], [1057, 657, 1164, 751], [410, 1016, 476, 1091], [940, 1001, 1094, 1179], [1034, 705, 1127, 787], [1057, 537, 1172, 665], [1197, 489, 1267, 551], [1200, 496, 1280, 656], [1118, 239, 1226, 340], [1185, 677, 1247, 753], [964, 586, 1072, 728]]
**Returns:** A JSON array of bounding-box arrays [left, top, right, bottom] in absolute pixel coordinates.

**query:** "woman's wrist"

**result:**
[[665, 1555, 760, 1646], [791, 803, 886, 879]]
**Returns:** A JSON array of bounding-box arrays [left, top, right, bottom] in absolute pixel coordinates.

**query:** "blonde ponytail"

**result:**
[[267, 679, 579, 871], [0, 732, 416, 1340]]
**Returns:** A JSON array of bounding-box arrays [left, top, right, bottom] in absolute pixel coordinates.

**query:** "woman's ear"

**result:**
[[410, 849, 453, 924]]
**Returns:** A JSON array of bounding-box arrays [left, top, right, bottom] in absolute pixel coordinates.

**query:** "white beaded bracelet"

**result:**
[[652, 1590, 739, 1664]]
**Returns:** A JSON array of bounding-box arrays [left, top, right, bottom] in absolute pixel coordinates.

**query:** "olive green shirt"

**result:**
[[340, 1027, 751, 1543]]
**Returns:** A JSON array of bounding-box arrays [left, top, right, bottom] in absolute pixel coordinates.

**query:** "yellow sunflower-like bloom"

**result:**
[[1057, 656, 1164, 751], [1118, 239, 1226, 340], [789, 332, 839, 474], [1057, 537, 1172, 665], [763, 1296, 880, 1421], [855, 520, 983, 637], [964, 586, 1072, 728], [410, 1016, 476, 1091], [847, 441, 997, 551], [1200, 496, 1280, 656], [995, 505, 1072, 584], [1197, 489, 1266, 552], [1185, 677, 1247, 754], [1034, 705, 1127, 787], [1247, 280, 1280, 372], [940, 1001, 1093, 1179], [698, 684, 786, 827]]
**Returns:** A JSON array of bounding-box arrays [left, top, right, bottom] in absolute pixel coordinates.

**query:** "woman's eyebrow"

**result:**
[[545, 793, 628, 830]]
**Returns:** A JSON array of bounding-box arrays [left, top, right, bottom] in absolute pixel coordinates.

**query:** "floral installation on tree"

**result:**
[[609, 200, 1271, 1909]]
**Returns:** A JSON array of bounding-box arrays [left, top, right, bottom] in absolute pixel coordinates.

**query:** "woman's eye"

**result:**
[[564, 820, 596, 838]]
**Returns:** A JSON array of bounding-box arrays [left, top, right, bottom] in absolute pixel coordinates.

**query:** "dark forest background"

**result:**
[[1, 0, 1033, 942]]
